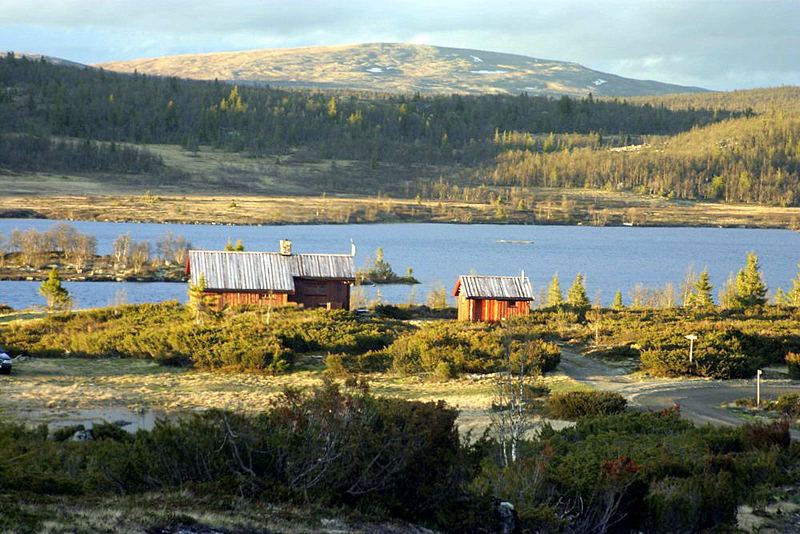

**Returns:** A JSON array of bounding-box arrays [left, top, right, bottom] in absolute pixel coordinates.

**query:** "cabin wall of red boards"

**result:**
[[457, 294, 531, 322], [205, 280, 351, 311]]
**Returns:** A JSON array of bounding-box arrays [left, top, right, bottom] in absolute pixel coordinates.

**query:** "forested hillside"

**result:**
[[470, 113, 800, 206], [2, 53, 800, 208]]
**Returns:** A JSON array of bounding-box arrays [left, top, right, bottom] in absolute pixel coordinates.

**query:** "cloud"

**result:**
[[0, 0, 797, 90]]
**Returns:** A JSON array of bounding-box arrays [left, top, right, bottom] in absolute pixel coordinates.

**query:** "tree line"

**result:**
[[0, 133, 177, 176], [538, 252, 800, 311]]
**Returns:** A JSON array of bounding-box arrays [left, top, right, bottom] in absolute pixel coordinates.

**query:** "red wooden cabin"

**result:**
[[453, 273, 534, 322], [186, 240, 355, 311]]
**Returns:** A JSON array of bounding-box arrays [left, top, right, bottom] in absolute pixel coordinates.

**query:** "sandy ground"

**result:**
[[0, 357, 585, 434]]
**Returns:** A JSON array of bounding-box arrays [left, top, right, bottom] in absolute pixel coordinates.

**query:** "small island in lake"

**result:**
[[356, 247, 419, 285], [0, 224, 189, 282]]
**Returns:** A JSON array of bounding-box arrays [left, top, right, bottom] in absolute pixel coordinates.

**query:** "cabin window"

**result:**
[[508, 301, 517, 308]]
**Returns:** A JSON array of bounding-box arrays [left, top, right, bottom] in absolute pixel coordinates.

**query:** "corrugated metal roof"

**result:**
[[454, 275, 534, 300], [188, 251, 355, 291], [290, 254, 356, 280]]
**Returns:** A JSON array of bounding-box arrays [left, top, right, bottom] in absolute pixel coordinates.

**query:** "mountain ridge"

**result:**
[[96, 42, 706, 97]]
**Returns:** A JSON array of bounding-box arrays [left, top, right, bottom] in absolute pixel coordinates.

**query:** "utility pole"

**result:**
[[756, 369, 763, 407], [685, 334, 698, 364]]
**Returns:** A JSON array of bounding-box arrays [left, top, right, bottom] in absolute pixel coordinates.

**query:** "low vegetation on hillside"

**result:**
[[0, 303, 405, 372], [1, 384, 796, 533]]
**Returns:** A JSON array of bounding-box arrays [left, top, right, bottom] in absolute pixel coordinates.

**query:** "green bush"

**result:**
[[546, 391, 627, 419], [433, 361, 456, 381], [0, 303, 404, 373], [323, 354, 348, 377], [773, 393, 800, 417], [479, 408, 799, 533], [51, 424, 85, 442], [384, 321, 560, 376], [741, 419, 791, 450], [0, 384, 491, 530], [645, 473, 738, 532], [640, 327, 760, 379], [90, 422, 133, 442]]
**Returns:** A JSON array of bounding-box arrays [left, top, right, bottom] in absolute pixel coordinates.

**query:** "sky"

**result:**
[[0, 0, 798, 91]]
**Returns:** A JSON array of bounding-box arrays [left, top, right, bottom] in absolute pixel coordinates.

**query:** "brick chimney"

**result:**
[[279, 239, 292, 256]]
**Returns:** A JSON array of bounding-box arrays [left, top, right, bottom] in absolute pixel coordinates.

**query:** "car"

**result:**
[[0, 348, 11, 375]]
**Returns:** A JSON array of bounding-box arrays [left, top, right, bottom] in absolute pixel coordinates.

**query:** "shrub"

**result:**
[[787, 352, 800, 379], [385, 321, 560, 376], [645, 473, 738, 532], [741, 419, 791, 450], [483, 409, 795, 533], [0, 304, 404, 372], [546, 391, 627, 420], [772, 393, 800, 417], [433, 361, 456, 381], [323, 354, 348, 377], [640, 328, 759, 379], [90, 422, 132, 442], [51, 424, 85, 442]]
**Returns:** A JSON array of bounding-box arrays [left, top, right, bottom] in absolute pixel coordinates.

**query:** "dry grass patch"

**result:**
[[4, 357, 589, 434]]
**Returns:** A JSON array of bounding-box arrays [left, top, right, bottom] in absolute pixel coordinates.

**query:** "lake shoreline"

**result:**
[[2, 193, 800, 230]]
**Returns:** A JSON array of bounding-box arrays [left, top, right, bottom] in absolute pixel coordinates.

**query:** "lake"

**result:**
[[1, 219, 799, 310]]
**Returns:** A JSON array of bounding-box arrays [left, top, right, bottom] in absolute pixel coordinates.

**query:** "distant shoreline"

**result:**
[[1, 193, 799, 231]]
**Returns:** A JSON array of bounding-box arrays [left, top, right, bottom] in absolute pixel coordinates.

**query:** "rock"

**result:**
[[70, 429, 94, 441], [497, 501, 519, 534], [319, 518, 348, 533]]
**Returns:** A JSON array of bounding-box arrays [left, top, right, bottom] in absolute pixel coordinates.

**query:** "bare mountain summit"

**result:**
[[97, 43, 705, 97]]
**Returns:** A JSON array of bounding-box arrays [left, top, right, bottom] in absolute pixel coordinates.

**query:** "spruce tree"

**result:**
[[547, 273, 563, 307], [224, 239, 245, 252], [39, 268, 71, 311], [774, 287, 787, 306], [719, 273, 737, 309], [188, 273, 215, 322], [787, 263, 800, 307], [566, 273, 590, 309], [734, 252, 767, 307], [612, 290, 624, 310], [690, 268, 715, 308]]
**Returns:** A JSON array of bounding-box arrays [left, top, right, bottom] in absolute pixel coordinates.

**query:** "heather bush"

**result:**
[[546, 391, 627, 419], [481, 410, 798, 532], [0, 384, 493, 530], [644, 473, 738, 531]]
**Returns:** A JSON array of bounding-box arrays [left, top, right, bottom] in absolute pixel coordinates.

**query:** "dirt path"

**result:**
[[559, 346, 800, 435]]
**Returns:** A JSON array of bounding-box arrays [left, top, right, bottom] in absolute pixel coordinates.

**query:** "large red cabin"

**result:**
[[453, 273, 534, 322], [186, 240, 355, 311]]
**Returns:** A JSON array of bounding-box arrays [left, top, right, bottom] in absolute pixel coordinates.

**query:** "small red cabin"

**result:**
[[453, 273, 534, 322], [186, 240, 355, 311]]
